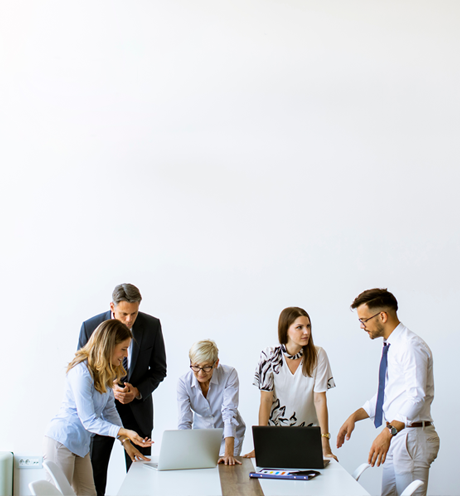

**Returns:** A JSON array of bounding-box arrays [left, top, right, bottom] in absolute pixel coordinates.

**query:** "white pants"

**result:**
[[381, 425, 440, 496], [43, 436, 97, 496]]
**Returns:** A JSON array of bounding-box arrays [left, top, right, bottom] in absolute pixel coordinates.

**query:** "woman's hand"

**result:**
[[119, 428, 153, 448], [242, 449, 255, 458], [324, 450, 338, 462], [218, 437, 242, 465], [218, 454, 242, 466], [322, 437, 338, 461], [123, 441, 151, 462]]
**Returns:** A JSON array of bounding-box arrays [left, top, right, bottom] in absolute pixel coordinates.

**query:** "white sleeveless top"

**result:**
[[253, 346, 335, 426]]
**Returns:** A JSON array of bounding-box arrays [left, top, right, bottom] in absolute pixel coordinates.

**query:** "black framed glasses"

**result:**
[[358, 312, 382, 326], [190, 362, 215, 373]]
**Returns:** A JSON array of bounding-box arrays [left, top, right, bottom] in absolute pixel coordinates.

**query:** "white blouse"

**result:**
[[253, 346, 335, 427], [177, 364, 246, 455]]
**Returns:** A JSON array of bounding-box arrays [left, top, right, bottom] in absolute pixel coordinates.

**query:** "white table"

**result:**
[[256, 461, 371, 496], [117, 461, 221, 496], [117, 457, 371, 496]]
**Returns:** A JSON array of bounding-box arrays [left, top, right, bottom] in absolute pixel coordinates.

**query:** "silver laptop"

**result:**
[[144, 428, 223, 471]]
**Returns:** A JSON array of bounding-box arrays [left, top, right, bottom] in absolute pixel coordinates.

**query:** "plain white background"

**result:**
[[1, 1, 459, 495]]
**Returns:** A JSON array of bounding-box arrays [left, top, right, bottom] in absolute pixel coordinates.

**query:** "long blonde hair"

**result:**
[[68, 320, 133, 393]]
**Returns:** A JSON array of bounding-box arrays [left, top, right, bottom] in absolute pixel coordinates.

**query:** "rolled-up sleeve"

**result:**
[[393, 346, 430, 422], [68, 367, 121, 439], [362, 393, 377, 419], [221, 368, 240, 439], [177, 376, 193, 430]]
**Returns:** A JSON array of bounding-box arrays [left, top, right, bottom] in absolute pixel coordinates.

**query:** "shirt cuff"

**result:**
[[110, 425, 122, 439], [223, 420, 237, 439], [362, 400, 375, 419]]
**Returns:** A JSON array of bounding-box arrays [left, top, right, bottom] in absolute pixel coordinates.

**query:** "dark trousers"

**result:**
[[90, 406, 151, 496]]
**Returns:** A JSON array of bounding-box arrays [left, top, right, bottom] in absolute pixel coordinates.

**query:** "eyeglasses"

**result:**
[[190, 362, 215, 373], [358, 312, 382, 326]]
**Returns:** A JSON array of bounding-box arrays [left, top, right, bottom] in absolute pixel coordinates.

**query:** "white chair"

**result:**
[[43, 460, 76, 496], [29, 480, 63, 495], [401, 479, 424, 496], [352, 462, 371, 481]]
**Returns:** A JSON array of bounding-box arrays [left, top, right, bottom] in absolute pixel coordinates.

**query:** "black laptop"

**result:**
[[252, 425, 330, 469]]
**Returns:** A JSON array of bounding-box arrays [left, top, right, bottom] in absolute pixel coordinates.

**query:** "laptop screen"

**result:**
[[252, 425, 327, 469]]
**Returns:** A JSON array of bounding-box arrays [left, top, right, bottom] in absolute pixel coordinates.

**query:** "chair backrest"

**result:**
[[29, 480, 63, 496], [43, 460, 76, 496], [401, 480, 424, 496], [352, 462, 371, 481]]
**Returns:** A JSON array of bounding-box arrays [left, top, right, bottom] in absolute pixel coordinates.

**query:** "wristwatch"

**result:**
[[387, 424, 398, 436]]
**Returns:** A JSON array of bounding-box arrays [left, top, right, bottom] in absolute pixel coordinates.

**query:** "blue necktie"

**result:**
[[374, 343, 390, 428], [122, 356, 128, 382]]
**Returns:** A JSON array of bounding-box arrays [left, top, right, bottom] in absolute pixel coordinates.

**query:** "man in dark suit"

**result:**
[[78, 283, 167, 496]]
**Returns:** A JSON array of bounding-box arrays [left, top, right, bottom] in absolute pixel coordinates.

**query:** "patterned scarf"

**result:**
[[281, 344, 303, 360]]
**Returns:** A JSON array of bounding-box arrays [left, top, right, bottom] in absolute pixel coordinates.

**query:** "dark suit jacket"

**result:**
[[77, 310, 167, 434]]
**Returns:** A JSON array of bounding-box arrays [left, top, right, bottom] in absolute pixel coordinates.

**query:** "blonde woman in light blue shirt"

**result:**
[[177, 339, 246, 466], [44, 320, 152, 496]]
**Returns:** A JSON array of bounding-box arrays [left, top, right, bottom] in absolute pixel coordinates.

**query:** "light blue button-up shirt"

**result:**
[[177, 364, 246, 455], [46, 361, 122, 457]]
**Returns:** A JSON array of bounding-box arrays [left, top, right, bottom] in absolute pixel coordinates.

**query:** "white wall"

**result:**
[[1, 1, 459, 495]]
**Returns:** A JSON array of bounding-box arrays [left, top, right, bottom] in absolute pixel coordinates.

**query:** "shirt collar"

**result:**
[[190, 365, 220, 388], [385, 322, 404, 346]]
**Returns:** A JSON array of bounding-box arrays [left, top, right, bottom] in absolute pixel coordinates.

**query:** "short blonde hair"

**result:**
[[189, 339, 219, 365]]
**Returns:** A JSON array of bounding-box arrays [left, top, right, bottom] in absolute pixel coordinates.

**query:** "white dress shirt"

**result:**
[[363, 323, 434, 425], [46, 361, 122, 457], [111, 312, 133, 370], [177, 364, 246, 455]]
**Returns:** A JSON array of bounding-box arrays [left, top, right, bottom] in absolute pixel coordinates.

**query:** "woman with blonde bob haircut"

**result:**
[[177, 339, 246, 466], [44, 320, 152, 496], [244, 307, 337, 460]]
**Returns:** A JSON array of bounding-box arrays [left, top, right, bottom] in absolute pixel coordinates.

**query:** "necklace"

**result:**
[[281, 344, 303, 360]]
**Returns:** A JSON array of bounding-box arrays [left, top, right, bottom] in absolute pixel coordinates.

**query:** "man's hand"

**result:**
[[337, 408, 369, 449], [337, 416, 356, 448], [368, 428, 392, 467], [113, 381, 140, 405]]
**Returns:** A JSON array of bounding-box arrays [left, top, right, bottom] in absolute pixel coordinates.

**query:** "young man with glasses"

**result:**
[[336, 288, 439, 496]]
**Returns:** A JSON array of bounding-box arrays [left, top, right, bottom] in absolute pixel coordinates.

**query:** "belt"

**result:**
[[407, 421, 432, 428], [386, 421, 432, 429]]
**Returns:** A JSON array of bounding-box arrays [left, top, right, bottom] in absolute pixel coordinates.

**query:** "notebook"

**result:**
[[249, 468, 321, 481], [143, 428, 223, 471], [252, 425, 330, 469]]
